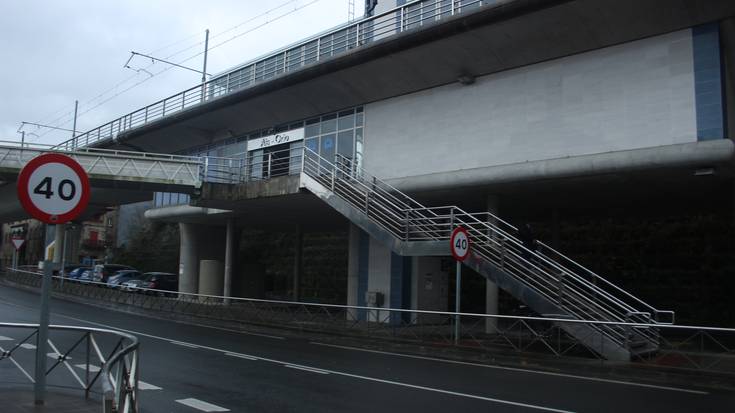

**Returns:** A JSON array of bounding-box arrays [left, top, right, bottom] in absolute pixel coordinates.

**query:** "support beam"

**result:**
[[293, 225, 303, 301], [52, 225, 65, 266], [485, 194, 500, 333], [347, 224, 360, 320], [179, 223, 199, 294], [224, 218, 236, 302]]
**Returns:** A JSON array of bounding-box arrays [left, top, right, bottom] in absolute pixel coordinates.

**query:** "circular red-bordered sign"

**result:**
[[450, 226, 471, 262], [17, 153, 90, 224]]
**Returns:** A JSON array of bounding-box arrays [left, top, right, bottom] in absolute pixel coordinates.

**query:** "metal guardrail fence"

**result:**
[[0, 320, 139, 413], [2, 268, 734, 377], [52, 0, 495, 151]]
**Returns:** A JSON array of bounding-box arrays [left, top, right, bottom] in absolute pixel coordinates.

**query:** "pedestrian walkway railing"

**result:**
[[3, 268, 734, 378], [0, 140, 242, 186], [0, 320, 139, 413], [52, 0, 496, 151]]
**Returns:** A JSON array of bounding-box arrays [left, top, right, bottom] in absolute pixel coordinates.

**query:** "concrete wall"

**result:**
[[364, 29, 698, 180]]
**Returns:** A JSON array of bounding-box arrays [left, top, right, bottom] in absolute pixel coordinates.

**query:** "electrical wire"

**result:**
[[28, 0, 328, 144]]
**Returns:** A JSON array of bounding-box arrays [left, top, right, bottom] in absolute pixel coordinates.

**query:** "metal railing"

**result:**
[[0, 139, 242, 186], [0, 320, 139, 413], [52, 0, 496, 151], [2, 268, 733, 377], [300, 147, 675, 354]]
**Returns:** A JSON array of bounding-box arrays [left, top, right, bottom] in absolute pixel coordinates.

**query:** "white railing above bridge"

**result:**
[[52, 0, 495, 151], [0, 140, 243, 188]]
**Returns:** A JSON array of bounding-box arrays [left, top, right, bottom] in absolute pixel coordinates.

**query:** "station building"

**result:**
[[36, 0, 735, 328]]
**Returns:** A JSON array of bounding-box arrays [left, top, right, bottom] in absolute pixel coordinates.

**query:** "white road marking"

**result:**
[[74, 364, 101, 373], [171, 341, 200, 349], [47, 352, 71, 360], [0, 335, 13, 341], [52, 315, 573, 412], [176, 398, 230, 412], [310, 342, 710, 396], [284, 364, 329, 374], [29, 306, 707, 410], [178, 321, 284, 340], [224, 352, 258, 361], [19, 343, 36, 350], [138, 380, 162, 390]]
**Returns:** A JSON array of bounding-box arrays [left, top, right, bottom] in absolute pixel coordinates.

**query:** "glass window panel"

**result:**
[[356, 112, 364, 127], [321, 133, 336, 161], [249, 150, 263, 179], [321, 117, 337, 134], [305, 138, 318, 153], [338, 113, 354, 130], [337, 130, 353, 158]]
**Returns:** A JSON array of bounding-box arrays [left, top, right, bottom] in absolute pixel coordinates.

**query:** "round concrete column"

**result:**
[[179, 223, 199, 294], [198, 259, 224, 298], [486, 194, 500, 333], [52, 224, 66, 265]]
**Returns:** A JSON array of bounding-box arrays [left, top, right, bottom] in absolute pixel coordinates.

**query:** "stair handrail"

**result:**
[[302, 147, 673, 336]]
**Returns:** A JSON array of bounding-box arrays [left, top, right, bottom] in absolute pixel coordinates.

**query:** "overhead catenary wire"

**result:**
[[28, 0, 322, 144]]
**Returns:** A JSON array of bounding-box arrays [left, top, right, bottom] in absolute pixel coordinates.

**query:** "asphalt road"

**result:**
[[0, 285, 732, 413]]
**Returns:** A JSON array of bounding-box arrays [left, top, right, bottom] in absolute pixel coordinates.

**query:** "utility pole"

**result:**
[[72, 100, 78, 149], [201, 29, 210, 102], [202, 29, 209, 85]]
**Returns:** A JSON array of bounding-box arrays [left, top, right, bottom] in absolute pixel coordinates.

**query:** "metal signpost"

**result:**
[[16, 153, 90, 405], [11, 236, 24, 270], [450, 226, 470, 345]]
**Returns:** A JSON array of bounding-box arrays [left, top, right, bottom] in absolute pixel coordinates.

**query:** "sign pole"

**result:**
[[16, 153, 89, 406], [454, 261, 461, 345], [34, 258, 53, 405], [12, 249, 17, 270], [449, 226, 470, 346]]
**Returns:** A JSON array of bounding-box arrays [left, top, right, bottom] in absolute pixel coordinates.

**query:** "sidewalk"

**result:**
[[0, 385, 99, 413]]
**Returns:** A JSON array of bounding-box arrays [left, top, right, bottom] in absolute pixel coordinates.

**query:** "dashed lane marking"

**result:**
[[171, 341, 200, 349], [176, 398, 230, 412], [284, 364, 329, 374], [224, 352, 258, 360], [74, 364, 101, 373], [138, 380, 162, 390]]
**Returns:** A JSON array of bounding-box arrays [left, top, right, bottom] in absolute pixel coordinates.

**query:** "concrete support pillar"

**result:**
[[198, 259, 224, 298], [52, 224, 65, 266], [346, 224, 361, 320], [293, 225, 303, 301], [179, 223, 199, 294], [485, 194, 500, 333], [224, 219, 236, 300]]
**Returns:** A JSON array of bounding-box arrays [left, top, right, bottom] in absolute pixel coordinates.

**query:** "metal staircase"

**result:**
[[299, 147, 674, 361]]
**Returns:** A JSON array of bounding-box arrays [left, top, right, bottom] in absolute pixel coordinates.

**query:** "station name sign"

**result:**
[[247, 128, 305, 151]]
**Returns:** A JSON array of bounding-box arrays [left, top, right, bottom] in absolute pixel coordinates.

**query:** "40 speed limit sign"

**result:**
[[17, 153, 90, 224], [450, 226, 471, 262]]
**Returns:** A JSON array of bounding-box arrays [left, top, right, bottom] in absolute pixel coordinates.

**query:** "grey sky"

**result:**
[[0, 0, 362, 146]]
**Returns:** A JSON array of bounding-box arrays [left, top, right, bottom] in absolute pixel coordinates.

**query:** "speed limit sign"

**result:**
[[450, 226, 471, 261], [17, 153, 90, 224]]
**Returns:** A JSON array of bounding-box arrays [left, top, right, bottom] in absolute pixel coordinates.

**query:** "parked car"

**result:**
[[122, 272, 177, 295], [106, 270, 143, 288], [54, 264, 83, 277], [93, 264, 134, 283], [77, 269, 96, 284], [66, 266, 92, 281]]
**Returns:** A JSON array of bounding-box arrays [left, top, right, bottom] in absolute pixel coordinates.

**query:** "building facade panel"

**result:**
[[363, 29, 699, 180]]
